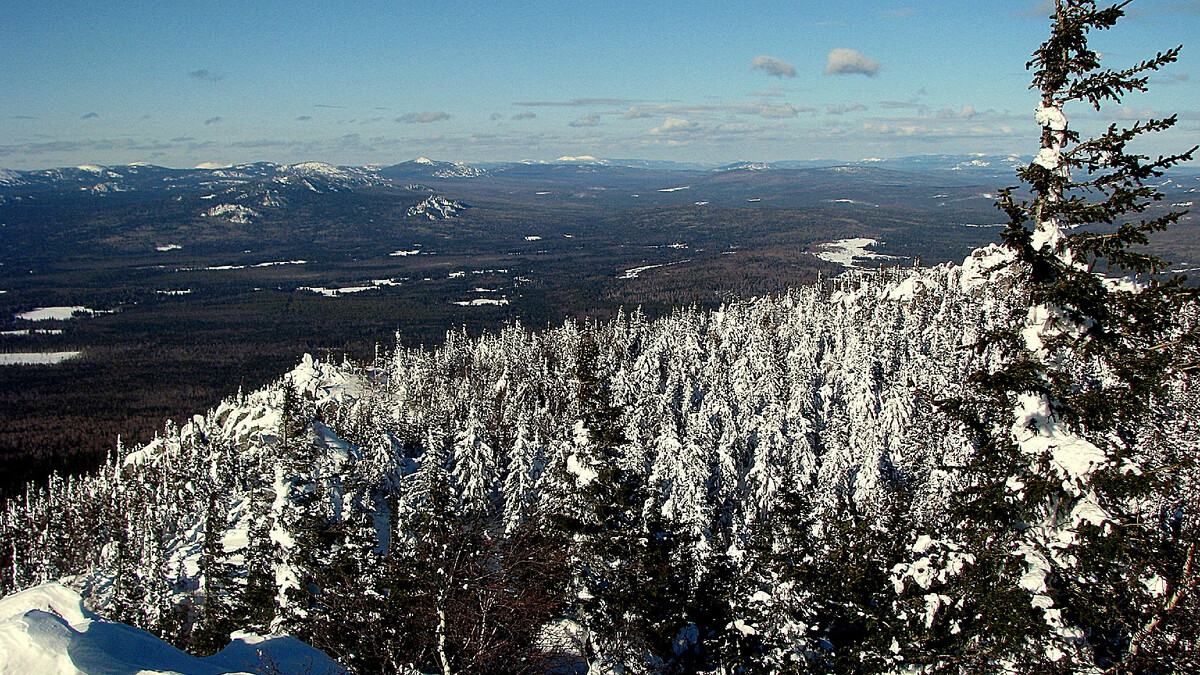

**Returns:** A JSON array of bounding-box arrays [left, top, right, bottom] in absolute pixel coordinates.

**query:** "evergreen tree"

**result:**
[[938, 1, 1199, 670]]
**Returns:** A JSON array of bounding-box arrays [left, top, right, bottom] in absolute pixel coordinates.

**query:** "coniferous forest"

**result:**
[[2, 2, 1199, 673]]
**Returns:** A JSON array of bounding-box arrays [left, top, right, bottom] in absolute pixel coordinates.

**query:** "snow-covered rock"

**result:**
[[0, 583, 345, 675], [406, 195, 465, 220], [203, 204, 261, 224]]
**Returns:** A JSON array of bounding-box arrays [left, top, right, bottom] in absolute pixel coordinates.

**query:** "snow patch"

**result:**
[[15, 306, 103, 322], [813, 238, 905, 269], [452, 298, 510, 306]]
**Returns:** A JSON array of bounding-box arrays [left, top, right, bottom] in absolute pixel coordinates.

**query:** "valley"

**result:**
[[1, 157, 1197, 495]]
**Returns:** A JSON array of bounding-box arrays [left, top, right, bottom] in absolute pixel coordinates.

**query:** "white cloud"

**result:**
[[825, 48, 881, 77], [751, 56, 797, 78], [648, 118, 698, 134]]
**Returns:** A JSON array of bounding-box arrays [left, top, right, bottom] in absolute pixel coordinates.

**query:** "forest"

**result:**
[[1, 1, 1199, 673]]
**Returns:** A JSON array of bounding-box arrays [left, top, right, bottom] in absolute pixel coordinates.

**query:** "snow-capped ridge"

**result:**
[[407, 195, 466, 219]]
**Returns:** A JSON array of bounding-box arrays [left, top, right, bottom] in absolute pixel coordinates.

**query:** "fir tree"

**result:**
[[939, 1, 1199, 670]]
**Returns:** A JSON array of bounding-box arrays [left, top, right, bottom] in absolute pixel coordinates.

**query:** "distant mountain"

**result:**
[[712, 162, 775, 172], [379, 157, 489, 180]]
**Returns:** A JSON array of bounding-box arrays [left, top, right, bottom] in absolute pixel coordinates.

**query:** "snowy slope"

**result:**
[[0, 583, 345, 675]]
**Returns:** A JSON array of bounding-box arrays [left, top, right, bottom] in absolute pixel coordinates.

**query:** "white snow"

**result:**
[[156, 244, 183, 251], [15, 306, 101, 321], [524, 235, 543, 241], [1035, 102, 1068, 131], [204, 204, 261, 224], [658, 186, 691, 192], [390, 249, 421, 257], [0, 583, 345, 675], [618, 264, 664, 279], [157, 289, 193, 296], [1, 329, 64, 337], [452, 298, 510, 306], [0, 352, 82, 366], [300, 285, 378, 297], [1012, 393, 1109, 493], [406, 195, 464, 219], [886, 275, 927, 301], [189, 260, 308, 272], [813, 238, 905, 269]]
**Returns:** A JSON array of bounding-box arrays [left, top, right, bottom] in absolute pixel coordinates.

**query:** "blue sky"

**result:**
[[1, 0, 1197, 169]]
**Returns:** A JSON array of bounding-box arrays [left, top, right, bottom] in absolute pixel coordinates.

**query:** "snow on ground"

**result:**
[[826, 198, 876, 207], [618, 259, 692, 280], [183, 260, 308, 272], [299, 285, 378, 297], [0, 583, 346, 675], [0, 352, 82, 365], [390, 250, 421, 257], [156, 244, 183, 251], [618, 264, 664, 279], [657, 186, 690, 192], [452, 298, 511, 306], [157, 289, 193, 296], [14, 306, 100, 321], [524, 235, 542, 241], [813, 238, 906, 269], [1, 329, 64, 337]]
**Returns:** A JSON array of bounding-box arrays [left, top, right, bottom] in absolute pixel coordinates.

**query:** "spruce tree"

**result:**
[[938, 1, 1198, 670]]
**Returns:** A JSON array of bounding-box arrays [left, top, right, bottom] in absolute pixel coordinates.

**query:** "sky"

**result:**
[[1, 0, 1198, 170]]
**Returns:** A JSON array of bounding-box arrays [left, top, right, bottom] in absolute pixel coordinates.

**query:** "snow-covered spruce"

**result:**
[[2, 245, 1195, 672]]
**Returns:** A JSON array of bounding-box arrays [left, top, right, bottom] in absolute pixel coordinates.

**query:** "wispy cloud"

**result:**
[[751, 55, 797, 78], [879, 8, 916, 19], [188, 69, 223, 82], [313, 104, 346, 109], [622, 107, 653, 119], [827, 103, 868, 115], [515, 98, 641, 107], [825, 48, 881, 77], [397, 112, 450, 124], [81, 112, 99, 120], [748, 85, 803, 99], [204, 117, 222, 125], [0, 138, 177, 157], [569, 114, 601, 128], [511, 111, 537, 121], [296, 115, 313, 121]]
